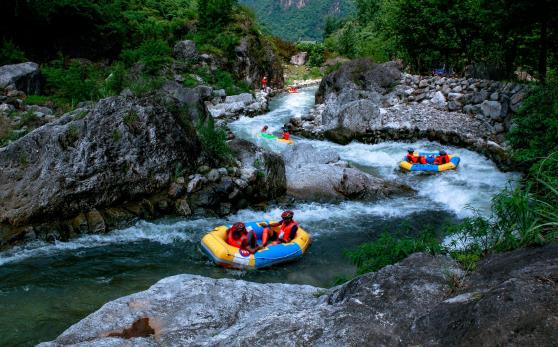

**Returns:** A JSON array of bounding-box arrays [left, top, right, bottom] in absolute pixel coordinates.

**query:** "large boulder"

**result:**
[[0, 62, 41, 94], [229, 139, 286, 200], [0, 93, 201, 228], [40, 245, 558, 346], [316, 59, 401, 104], [173, 40, 199, 63], [233, 36, 284, 89], [290, 52, 308, 66], [282, 143, 412, 201]]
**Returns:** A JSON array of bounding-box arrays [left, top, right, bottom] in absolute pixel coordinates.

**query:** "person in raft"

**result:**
[[261, 125, 269, 133], [434, 150, 450, 165], [281, 127, 290, 141], [261, 76, 268, 91], [226, 222, 259, 254], [405, 148, 426, 164], [259, 210, 299, 247]]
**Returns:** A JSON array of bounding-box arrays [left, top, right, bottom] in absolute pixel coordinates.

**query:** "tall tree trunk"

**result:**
[[538, 18, 548, 84]]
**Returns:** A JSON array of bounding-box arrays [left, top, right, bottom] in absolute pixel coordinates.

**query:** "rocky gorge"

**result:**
[[288, 59, 529, 170]]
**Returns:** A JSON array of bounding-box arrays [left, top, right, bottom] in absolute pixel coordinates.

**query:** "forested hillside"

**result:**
[[325, 0, 558, 81], [239, 0, 354, 41]]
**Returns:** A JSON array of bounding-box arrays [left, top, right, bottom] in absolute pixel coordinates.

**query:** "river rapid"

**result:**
[[0, 86, 518, 346]]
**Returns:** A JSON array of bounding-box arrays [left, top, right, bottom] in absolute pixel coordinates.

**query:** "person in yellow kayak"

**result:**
[[281, 127, 290, 141], [260, 210, 299, 247]]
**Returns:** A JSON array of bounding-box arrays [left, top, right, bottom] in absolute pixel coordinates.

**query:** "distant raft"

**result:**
[[259, 132, 294, 145], [201, 221, 311, 270], [399, 151, 461, 172]]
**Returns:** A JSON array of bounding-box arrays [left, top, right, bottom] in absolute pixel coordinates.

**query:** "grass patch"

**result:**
[[346, 228, 444, 275], [196, 117, 232, 165]]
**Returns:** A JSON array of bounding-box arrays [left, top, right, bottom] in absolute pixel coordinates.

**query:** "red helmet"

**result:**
[[281, 210, 294, 220], [232, 222, 246, 232]]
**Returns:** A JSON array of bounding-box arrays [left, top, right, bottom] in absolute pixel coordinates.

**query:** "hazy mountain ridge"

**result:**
[[240, 0, 354, 41]]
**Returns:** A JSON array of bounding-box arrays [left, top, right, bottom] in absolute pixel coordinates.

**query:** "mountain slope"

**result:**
[[240, 0, 354, 42]]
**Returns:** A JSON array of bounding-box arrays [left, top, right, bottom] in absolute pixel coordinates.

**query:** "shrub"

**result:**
[[0, 39, 26, 65], [507, 80, 558, 164], [42, 59, 104, 105], [121, 39, 171, 76], [196, 117, 232, 164], [346, 228, 444, 275]]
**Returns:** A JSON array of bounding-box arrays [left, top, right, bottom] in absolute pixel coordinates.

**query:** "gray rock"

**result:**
[[493, 123, 505, 133], [168, 183, 185, 199], [173, 40, 198, 62], [418, 79, 429, 88], [481, 100, 502, 120], [0, 62, 41, 94], [282, 143, 340, 169], [206, 169, 220, 182], [290, 52, 308, 66], [452, 85, 463, 93], [26, 105, 53, 115], [213, 89, 226, 98], [0, 93, 201, 228], [448, 100, 462, 111], [283, 143, 411, 201], [85, 209, 106, 234], [490, 92, 499, 101], [431, 91, 447, 110], [224, 93, 254, 105], [471, 90, 488, 104], [174, 199, 192, 216], [0, 103, 15, 114]]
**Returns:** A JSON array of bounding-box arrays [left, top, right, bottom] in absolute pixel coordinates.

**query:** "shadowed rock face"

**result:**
[[39, 245, 558, 346], [0, 93, 201, 227]]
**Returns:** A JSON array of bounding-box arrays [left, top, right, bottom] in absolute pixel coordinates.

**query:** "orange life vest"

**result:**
[[434, 155, 450, 165], [227, 228, 247, 248], [278, 220, 298, 242], [406, 153, 417, 163], [283, 132, 290, 140]]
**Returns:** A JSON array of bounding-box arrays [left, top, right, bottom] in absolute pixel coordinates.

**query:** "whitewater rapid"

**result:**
[[0, 86, 518, 266]]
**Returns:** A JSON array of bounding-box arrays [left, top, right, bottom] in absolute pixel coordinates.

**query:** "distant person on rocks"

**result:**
[[261, 76, 268, 91], [259, 211, 298, 246], [434, 150, 450, 165], [226, 222, 259, 254]]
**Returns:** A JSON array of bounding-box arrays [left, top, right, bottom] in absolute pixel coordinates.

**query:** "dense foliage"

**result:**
[[325, 0, 558, 80], [239, 0, 354, 42]]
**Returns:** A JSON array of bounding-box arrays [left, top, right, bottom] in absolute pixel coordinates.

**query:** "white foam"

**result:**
[[0, 220, 194, 266]]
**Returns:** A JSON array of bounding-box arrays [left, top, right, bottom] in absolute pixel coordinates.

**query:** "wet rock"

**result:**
[[431, 91, 447, 110], [283, 143, 412, 201], [206, 169, 220, 182], [173, 40, 199, 63], [0, 92, 201, 231], [174, 199, 192, 216], [0, 62, 41, 95], [481, 100, 502, 120], [290, 52, 308, 66], [85, 209, 106, 234], [168, 182, 185, 199], [187, 174, 206, 193]]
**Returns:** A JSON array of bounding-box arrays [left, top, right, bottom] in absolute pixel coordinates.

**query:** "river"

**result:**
[[0, 86, 517, 346]]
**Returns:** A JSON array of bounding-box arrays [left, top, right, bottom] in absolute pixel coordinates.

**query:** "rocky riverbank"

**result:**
[[287, 60, 528, 170], [39, 243, 558, 346], [0, 81, 286, 248]]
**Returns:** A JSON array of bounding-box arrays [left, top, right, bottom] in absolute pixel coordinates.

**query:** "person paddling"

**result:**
[[260, 211, 299, 247], [281, 127, 290, 141], [434, 150, 450, 165], [226, 222, 259, 254], [261, 125, 269, 133]]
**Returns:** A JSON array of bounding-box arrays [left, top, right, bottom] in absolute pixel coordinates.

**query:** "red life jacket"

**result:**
[[278, 220, 298, 242], [434, 155, 450, 165], [417, 155, 427, 164], [283, 132, 290, 140], [406, 153, 417, 163], [227, 227, 247, 248]]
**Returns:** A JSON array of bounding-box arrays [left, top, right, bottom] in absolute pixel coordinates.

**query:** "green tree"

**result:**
[[198, 0, 238, 29]]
